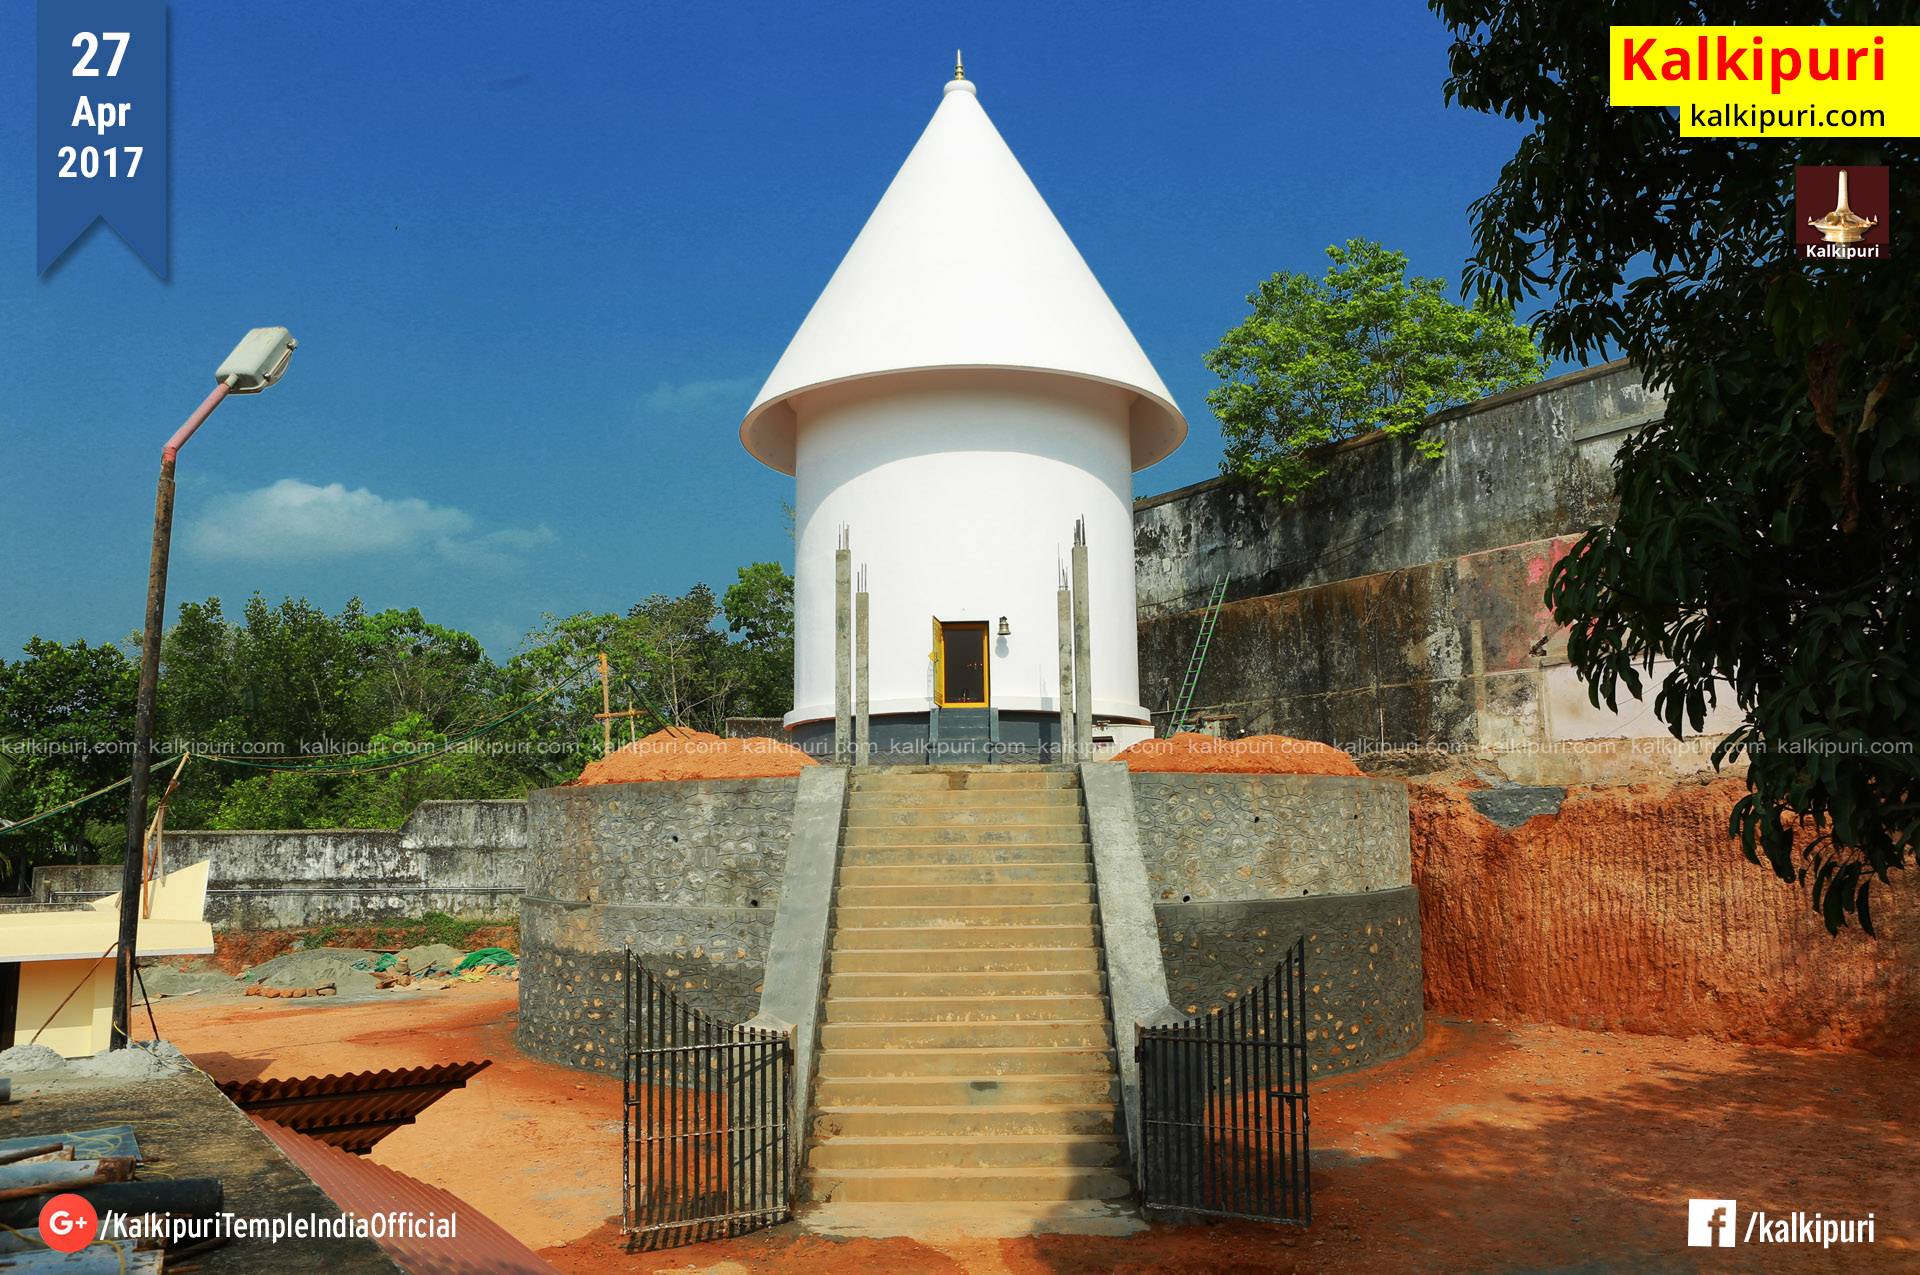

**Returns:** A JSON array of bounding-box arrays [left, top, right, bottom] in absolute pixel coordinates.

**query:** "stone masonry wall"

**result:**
[[1131, 773, 1410, 902], [517, 778, 797, 1072], [1130, 772, 1423, 1073]]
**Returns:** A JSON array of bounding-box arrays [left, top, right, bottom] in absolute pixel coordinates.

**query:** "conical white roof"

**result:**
[[740, 73, 1186, 474]]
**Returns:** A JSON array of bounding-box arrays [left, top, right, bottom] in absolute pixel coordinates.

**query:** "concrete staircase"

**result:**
[[805, 766, 1128, 1205]]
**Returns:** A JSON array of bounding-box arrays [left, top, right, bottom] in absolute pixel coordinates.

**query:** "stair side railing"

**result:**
[[623, 952, 795, 1249], [1134, 937, 1311, 1225]]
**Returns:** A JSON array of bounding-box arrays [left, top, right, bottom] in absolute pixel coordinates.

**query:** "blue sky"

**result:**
[[0, 0, 1534, 657]]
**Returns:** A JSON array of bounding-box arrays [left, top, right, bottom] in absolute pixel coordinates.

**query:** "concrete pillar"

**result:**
[[854, 566, 871, 766], [1056, 573, 1075, 764], [1071, 518, 1093, 760], [834, 528, 852, 766]]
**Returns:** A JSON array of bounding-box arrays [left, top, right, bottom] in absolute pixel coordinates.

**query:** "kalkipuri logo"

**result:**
[[1796, 165, 1891, 260], [1621, 32, 1887, 95], [1687, 1198, 1878, 1248]]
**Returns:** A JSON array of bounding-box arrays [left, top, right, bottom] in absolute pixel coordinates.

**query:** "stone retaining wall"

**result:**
[[1131, 773, 1409, 901], [1129, 771, 1423, 1073], [517, 778, 798, 1072]]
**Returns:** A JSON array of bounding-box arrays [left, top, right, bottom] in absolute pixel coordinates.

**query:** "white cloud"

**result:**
[[642, 377, 757, 414], [434, 524, 559, 571], [185, 479, 554, 568]]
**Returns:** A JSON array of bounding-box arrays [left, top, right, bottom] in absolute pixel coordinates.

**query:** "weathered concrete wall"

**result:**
[[1411, 774, 1920, 1056], [32, 801, 527, 929], [1136, 362, 1656, 618], [1131, 363, 1730, 751], [1129, 772, 1423, 1073], [517, 778, 797, 1072]]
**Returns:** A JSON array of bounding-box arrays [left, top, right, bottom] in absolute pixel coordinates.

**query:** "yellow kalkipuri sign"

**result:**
[[1609, 26, 1918, 136]]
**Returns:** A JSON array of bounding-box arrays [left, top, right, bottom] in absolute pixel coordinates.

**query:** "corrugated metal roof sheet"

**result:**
[[220, 1062, 492, 1154], [254, 1117, 559, 1275]]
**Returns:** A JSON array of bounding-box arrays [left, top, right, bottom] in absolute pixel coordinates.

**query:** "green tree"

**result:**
[[0, 638, 139, 880], [155, 596, 532, 830], [1205, 238, 1545, 496], [1433, 1, 1920, 930], [723, 562, 795, 717]]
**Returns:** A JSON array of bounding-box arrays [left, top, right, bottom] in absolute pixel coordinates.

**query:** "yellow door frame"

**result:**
[[934, 620, 990, 708]]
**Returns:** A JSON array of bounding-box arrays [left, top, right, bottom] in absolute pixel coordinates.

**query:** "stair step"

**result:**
[[830, 947, 1099, 974], [838, 862, 1091, 887], [847, 789, 1083, 809], [807, 1165, 1130, 1203], [820, 1018, 1112, 1050], [812, 1104, 1117, 1140], [835, 883, 1092, 909], [832, 924, 1098, 950], [827, 970, 1104, 998], [845, 806, 1086, 829], [843, 826, 1088, 848], [808, 1134, 1123, 1171], [814, 1072, 1117, 1107], [841, 844, 1091, 867], [824, 994, 1108, 1023], [834, 903, 1096, 929], [851, 770, 1077, 792], [816, 1045, 1113, 1078]]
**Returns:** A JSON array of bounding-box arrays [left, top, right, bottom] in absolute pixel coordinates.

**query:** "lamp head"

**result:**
[[215, 327, 297, 394]]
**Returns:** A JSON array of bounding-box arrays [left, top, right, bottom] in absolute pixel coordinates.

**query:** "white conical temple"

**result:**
[[740, 75, 1186, 474]]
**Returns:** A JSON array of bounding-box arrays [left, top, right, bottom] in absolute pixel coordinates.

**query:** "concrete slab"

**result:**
[[799, 1198, 1148, 1239], [0, 1063, 399, 1273]]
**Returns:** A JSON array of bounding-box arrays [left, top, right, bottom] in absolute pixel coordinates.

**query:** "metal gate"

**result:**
[[1136, 936, 1311, 1224], [622, 952, 793, 1249]]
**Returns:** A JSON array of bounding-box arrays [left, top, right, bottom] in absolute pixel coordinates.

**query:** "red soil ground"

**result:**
[[1116, 732, 1363, 776], [153, 986, 1919, 1273], [573, 728, 816, 783], [1410, 774, 1920, 1056]]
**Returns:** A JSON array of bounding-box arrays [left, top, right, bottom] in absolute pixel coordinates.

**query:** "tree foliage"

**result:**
[[723, 561, 796, 716], [0, 563, 798, 855], [1206, 238, 1545, 496], [1433, 0, 1920, 930], [0, 639, 137, 883]]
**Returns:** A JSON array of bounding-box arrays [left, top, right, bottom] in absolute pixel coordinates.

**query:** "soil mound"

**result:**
[[1116, 731, 1363, 776], [572, 728, 817, 784]]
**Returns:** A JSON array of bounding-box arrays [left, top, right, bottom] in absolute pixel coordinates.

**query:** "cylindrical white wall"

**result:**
[[787, 369, 1146, 729]]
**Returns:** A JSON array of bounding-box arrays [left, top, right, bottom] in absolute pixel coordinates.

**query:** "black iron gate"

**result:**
[[622, 952, 793, 1249], [1136, 936, 1311, 1224]]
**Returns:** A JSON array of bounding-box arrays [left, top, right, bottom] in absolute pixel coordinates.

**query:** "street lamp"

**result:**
[[112, 327, 296, 1050]]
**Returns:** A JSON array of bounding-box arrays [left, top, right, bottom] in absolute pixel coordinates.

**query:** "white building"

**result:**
[[740, 63, 1186, 761]]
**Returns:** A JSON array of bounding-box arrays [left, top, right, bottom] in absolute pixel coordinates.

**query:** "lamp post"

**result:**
[[112, 327, 297, 1050]]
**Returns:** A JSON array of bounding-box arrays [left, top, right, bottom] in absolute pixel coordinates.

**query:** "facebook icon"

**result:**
[[1688, 1199, 1738, 1247]]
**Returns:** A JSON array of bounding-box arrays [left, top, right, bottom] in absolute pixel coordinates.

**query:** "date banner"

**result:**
[[37, 1, 168, 277]]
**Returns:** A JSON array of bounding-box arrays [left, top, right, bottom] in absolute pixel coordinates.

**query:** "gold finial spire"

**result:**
[[954, 49, 965, 81]]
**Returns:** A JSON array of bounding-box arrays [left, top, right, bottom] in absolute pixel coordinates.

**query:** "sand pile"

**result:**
[[246, 947, 380, 995], [0, 1041, 193, 1078], [0, 1043, 67, 1072], [1116, 731, 1363, 776], [573, 728, 817, 784]]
